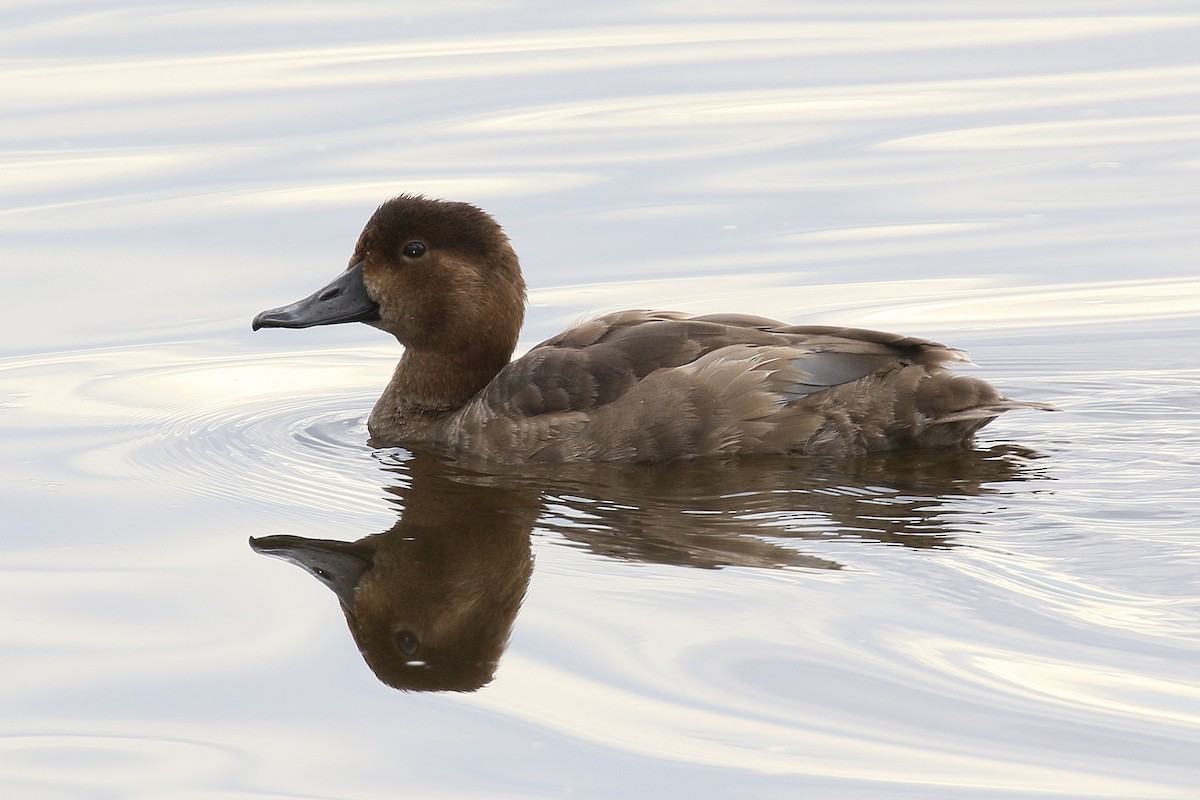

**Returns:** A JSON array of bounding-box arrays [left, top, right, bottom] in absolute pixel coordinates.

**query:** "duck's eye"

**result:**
[[401, 241, 427, 259], [395, 629, 419, 657]]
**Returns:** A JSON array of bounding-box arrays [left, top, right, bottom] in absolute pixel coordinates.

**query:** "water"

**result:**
[[3, 2, 1199, 797]]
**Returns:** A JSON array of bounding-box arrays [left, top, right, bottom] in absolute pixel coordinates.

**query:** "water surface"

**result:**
[[2, 2, 1198, 797]]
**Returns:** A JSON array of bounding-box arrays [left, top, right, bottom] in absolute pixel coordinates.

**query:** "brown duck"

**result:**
[[253, 195, 1054, 462]]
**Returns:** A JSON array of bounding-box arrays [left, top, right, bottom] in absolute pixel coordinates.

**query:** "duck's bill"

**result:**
[[252, 261, 379, 330], [249, 534, 373, 609]]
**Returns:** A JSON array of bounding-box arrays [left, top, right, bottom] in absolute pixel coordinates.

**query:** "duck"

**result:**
[[253, 194, 1055, 463]]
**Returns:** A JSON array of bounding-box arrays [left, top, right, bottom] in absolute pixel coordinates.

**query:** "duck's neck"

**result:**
[[369, 346, 510, 440]]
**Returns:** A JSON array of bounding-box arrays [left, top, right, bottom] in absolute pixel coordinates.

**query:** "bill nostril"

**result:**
[[318, 286, 341, 301]]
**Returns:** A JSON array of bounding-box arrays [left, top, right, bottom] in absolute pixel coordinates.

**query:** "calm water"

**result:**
[[4, 2, 1199, 797]]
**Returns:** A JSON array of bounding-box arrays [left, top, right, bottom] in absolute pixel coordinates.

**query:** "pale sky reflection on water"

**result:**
[[2, 2, 1199, 798]]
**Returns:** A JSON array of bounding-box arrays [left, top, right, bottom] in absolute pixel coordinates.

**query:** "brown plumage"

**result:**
[[250, 455, 539, 692], [253, 195, 1055, 463]]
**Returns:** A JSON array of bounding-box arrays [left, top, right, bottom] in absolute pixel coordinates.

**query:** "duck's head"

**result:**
[[253, 195, 526, 361]]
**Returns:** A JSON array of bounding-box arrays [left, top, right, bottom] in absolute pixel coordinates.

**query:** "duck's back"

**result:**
[[443, 311, 1042, 463]]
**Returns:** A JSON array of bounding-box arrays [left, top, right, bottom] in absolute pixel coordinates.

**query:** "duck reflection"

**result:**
[[252, 457, 540, 692], [251, 444, 1047, 691], [528, 444, 1047, 567]]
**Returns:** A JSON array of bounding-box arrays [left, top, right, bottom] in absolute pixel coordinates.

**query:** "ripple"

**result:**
[[489, 569, 1189, 798], [530, 273, 1200, 336], [0, 343, 396, 518]]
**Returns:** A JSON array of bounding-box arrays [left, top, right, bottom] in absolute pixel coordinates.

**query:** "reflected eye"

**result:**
[[395, 630, 419, 657], [401, 241, 427, 259]]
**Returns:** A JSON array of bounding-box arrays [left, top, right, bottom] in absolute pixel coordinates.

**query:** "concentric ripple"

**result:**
[[2, 342, 399, 518]]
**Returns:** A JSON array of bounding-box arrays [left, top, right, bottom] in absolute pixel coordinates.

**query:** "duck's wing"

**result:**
[[482, 311, 788, 416], [475, 311, 952, 415], [449, 311, 997, 460]]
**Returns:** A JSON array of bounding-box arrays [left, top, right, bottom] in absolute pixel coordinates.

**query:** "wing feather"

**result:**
[[449, 310, 1015, 461]]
